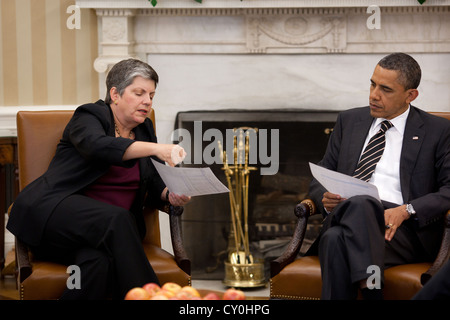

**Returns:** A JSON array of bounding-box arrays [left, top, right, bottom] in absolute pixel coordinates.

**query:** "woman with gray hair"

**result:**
[[7, 59, 190, 299]]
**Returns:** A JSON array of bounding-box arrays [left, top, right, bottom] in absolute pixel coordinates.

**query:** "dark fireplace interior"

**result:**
[[174, 109, 338, 281]]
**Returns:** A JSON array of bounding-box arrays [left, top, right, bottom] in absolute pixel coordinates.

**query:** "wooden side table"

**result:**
[[0, 137, 18, 272]]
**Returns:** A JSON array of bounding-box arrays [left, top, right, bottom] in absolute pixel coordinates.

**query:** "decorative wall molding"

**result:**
[[131, 6, 449, 55], [93, 9, 138, 73], [77, 0, 450, 9], [81, 0, 450, 67], [246, 15, 346, 53], [135, 6, 450, 16]]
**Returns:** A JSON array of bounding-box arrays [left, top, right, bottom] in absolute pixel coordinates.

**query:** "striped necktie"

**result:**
[[353, 120, 393, 182]]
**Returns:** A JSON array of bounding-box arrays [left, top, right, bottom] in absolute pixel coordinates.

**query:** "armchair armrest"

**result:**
[[421, 210, 450, 285], [15, 237, 32, 285], [158, 203, 191, 275], [270, 199, 317, 278], [7, 203, 32, 286]]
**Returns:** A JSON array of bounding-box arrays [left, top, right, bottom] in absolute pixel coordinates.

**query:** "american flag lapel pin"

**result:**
[[412, 136, 419, 140]]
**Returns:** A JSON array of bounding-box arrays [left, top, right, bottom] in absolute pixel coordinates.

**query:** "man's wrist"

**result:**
[[406, 203, 416, 217]]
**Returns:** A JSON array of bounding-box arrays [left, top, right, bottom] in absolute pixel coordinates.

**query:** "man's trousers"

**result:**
[[318, 195, 429, 299]]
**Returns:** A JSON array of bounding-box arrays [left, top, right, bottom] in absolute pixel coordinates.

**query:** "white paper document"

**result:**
[[151, 159, 229, 197], [309, 162, 381, 202]]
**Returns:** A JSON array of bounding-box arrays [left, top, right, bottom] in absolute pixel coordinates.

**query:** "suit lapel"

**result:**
[[400, 107, 425, 203]]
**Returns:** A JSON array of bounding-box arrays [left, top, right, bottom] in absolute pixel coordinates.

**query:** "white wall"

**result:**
[[149, 53, 450, 144]]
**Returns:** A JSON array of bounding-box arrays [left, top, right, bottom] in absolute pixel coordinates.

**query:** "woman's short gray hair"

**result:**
[[105, 59, 159, 104]]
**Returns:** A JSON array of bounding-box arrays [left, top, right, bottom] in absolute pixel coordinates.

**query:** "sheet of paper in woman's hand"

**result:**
[[151, 159, 229, 197], [309, 162, 381, 202]]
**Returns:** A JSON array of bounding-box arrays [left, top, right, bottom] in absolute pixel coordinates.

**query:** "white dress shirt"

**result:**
[[360, 107, 410, 205]]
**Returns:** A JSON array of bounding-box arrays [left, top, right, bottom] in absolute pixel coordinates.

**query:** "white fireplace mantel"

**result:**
[[77, 0, 450, 9], [74, 0, 450, 121], [78, 0, 450, 76], [74, 0, 450, 141]]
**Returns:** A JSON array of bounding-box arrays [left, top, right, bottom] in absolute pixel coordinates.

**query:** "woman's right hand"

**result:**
[[122, 141, 187, 166], [154, 144, 186, 166]]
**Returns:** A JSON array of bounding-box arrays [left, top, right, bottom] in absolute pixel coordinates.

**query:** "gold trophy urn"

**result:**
[[219, 128, 266, 288]]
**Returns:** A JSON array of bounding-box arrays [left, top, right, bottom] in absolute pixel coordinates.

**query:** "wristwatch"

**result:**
[[165, 189, 170, 201], [406, 203, 416, 216]]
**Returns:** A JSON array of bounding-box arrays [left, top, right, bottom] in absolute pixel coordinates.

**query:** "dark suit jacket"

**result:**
[[7, 100, 166, 247], [308, 106, 450, 258]]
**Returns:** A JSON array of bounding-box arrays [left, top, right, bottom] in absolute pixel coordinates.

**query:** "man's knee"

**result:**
[[344, 195, 383, 210], [319, 226, 344, 252], [333, 195, 385, 226]]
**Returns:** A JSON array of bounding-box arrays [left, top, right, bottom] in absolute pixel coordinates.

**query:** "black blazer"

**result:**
[[308, 106, 450, 258], [7, 100, 166, 247]]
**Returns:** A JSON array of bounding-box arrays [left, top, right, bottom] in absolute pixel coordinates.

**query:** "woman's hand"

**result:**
[[122, 142, 186, 166], [162, 188, 191, 206], [153, 144, 186, 167], [168, 192, 191, 207]]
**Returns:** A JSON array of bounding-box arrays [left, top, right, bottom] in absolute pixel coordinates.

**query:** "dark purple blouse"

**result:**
[[82, 161, 140, 210]]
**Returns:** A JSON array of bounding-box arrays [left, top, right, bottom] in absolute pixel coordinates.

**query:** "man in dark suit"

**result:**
[[307, 53, 450, 299]]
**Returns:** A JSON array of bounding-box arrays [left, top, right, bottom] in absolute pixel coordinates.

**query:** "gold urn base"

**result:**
[[223, 260, 266, 288]]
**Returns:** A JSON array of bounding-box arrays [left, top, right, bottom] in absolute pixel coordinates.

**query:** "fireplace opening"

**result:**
[[174, 109, 338, 281]]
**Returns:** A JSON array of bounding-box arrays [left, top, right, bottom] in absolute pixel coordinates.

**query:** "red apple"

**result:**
[[160, 289, 177, 299], [161, 282, 182, 295], [203, 292, 221, 300], [124, 287, 151, 300], [222, 288, 246, 300], [180, 285, 201, 298], [175, 291, 192, 300], [142, 283, 161, 297]]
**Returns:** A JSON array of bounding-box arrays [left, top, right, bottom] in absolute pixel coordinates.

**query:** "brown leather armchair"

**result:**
[[270, 112, 450, 300], [11, 110, 191, 300]]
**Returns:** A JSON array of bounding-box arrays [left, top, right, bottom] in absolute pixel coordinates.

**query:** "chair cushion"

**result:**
[[383, 262, 430, 300], [21, 245, 190, 300], [270, 256, 431, 300], [21, 261, 69, 300], [143, 244, 191, 287], [270, 256, 322, 300]]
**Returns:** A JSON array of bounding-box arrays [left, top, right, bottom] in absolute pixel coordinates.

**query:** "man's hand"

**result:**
[[384, 205, 410, 241], [322, 192, 346, 213]]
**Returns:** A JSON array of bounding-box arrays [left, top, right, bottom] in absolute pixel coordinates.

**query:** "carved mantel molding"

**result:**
[[77, 0, 450, 9], [77, 0, 450, 73]]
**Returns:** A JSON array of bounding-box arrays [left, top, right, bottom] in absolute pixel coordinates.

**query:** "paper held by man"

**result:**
[[309, 162, 381, 202], [151, 159, 229, 197]]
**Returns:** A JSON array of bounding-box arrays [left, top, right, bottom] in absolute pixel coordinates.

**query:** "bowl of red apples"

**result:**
[[125, 282, 246, 300]]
